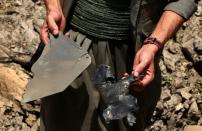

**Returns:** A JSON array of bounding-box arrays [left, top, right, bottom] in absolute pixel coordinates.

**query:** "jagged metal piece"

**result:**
[[94, 64, 140, 126], [22, 32, 91, 102]]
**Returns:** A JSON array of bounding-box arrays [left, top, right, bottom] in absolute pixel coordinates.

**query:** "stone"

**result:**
[[177, 112, 183, 119], [183, 103, 190, 109], [150, 120, 167, 131], [0, 101, 4, 108], [193, 37, 202, 55], [189, 101, 199, 114], [173, 78, 184, 89], [167, 40, 181, 54], [0, 50, 9, 61], [162, 49, 180, 71], [180, 90, 192, 100], [149, 2, 202, 130], [181, 38, 196, 62], [0, 64, 30, 101], [161, 89, 171, 101], [25, 113, 37, 126], [184, 126, 202, 131], [198, 117, 202, 125], [33, 18, 44, 33], [14, 0, 23, 6], [23, 28, 39, 45], [30, 118, 40, 131], [175, 103, 184, 111], [167, 117, 176, 130], [159, 58, 167, 75], [167, 94, 182, 107], [21, 103, 40, 113], [0, 0, 43, 130], [181, 37, 202, 75], [195, 3, 202, 16]]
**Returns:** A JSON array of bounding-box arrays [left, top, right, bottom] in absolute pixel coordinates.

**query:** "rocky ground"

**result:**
[[149, 1, 202, 130], [0, 0, 201, 131], [0, 0, 44, 130]]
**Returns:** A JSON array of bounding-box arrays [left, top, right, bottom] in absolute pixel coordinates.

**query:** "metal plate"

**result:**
[[22, 33, 91, 102]]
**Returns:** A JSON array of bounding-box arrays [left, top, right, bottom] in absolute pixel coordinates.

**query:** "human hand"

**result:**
[[131, 44, 158, 92], [40, 6, 66, 44]]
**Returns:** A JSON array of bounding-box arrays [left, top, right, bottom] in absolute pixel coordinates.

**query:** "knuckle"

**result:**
[[143, 58, 150, 65], [136, 51, 140, 56], [151, 74, 155, 81]]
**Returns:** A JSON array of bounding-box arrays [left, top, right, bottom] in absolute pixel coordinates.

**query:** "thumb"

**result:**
[[133, 60, 149, 77], [47, 15, 59, 35]]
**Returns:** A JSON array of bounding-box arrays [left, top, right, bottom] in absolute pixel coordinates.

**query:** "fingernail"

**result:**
[[53, 30, 58, 35], [134, 71, 139, 77]]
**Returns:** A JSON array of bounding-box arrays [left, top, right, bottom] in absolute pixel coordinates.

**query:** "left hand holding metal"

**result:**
[[132, 44, 158, 91]]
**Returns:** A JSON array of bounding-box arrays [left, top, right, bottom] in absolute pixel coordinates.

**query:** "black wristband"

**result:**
[[143, 37, 163, 49]]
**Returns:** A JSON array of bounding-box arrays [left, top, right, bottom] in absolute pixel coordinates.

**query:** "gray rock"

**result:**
[[195, 3, 202, 16], [167, 40, 181, 54], [175, 103, 184, 111], [184, 125, 202, 131], [25, 113, 37, 127], [0, 45, 9, 61], [161, 89, 171, 101], [167, 117, 176, 130], [162, 49, 180, 71], [173, 78, 184, 89], [30, 118, 40, 131], [33, 18, 44, 33], [177, 112, 183, 119], [0, 0, 43, 130], [21, 102, 40, 113], [189, 101, 199, 114], [180, 90, 192, 100], [183, 100, 191, 109], [0, 63, 30, 101], [150, 120, 167, 131], [181, 38, 196, 62], [198, 117, 202, 125], [166, 94, 182, 107], [193, 36, 202, 55], [14, 0, 23, 6]]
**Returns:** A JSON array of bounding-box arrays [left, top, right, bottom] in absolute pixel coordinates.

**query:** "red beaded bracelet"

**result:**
[[143, 37, 163, 49]]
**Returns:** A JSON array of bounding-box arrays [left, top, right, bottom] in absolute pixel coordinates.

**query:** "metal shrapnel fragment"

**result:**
[[94, 64, 140, 126]]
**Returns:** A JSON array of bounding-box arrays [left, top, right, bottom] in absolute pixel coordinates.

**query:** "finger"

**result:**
[[133, 59, 149, 77], [123, 73, 129, 77], [121, 73, 129, 79], [132, 52, 140, 76], [140, 72, 154, 87], [138, 64, 154, 87], [40, 22, 49, 44], [47, 15, 59, 35], [133, 52, 140, 70], [59, 17, 66, 32]]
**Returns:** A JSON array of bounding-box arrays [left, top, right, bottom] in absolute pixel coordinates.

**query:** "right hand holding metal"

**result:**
[[40, 7, 66, 44]]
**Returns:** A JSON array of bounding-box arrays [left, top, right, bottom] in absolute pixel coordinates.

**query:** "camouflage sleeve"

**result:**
[[164, 0, 197, 19]]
